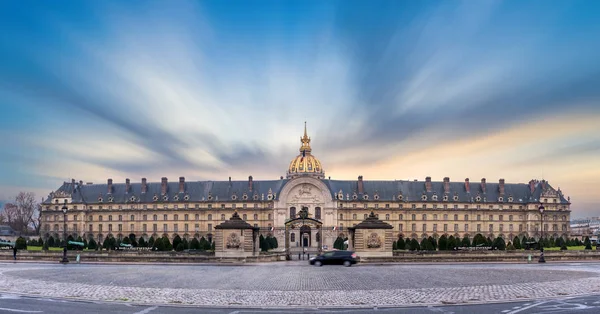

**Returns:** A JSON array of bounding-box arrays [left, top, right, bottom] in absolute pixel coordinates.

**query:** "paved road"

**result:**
[[1, 293, 600, 314], [1, 262, 600, 308]]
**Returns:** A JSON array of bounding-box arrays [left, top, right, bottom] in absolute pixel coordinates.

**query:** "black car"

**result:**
[[309, 250, 358, 267]]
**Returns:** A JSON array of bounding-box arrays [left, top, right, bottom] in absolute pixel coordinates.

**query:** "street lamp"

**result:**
[[60, 201, 69, 264], [538, 204, 546, 263]]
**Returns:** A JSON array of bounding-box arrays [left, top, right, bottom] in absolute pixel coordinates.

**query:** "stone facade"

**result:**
[[39, 124, 573, 249]]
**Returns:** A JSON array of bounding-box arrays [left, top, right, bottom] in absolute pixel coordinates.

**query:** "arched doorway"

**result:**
[[300, 225, 311, 247]]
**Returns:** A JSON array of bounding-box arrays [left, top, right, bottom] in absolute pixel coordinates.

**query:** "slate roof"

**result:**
[[349, 212, 393, 230], [44, 177, 569, 205]]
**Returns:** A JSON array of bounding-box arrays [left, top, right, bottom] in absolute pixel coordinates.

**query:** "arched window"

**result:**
[[315, 207, 322, 219], [243, 214, 247, 220], [291, 233, 296, 242], [221, 214, 225, 220], [340, 214, 344, 220], [290, 207, 296, 218], [254, 214, 258, 220], [130, 215, 134, 221], [422, 214, 427, 220], [174, 214, 178, 221], [268, 213, 272, 220], [352, 214, 357, 220], [385, 214, 390, 220], [454, 214, 458, 221], [153, 215, 157, 221], [207, 214, 212, 220]]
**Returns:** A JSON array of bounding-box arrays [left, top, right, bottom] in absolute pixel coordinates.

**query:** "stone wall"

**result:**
[[359, 250, 600, 263]]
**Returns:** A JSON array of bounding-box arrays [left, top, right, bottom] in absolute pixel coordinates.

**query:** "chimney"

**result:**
[[425, 177, 432, 192], [529, 180, 535, 194], [443, 177, 450, 193], [229, 176, 232, 187], [125, 178, 130, 194], [141, 178, 147, 194], [480, 178, 486, 193], [71, 179, 75, 185], [79, 180, 83, 186], [358, 176, 364, 194], [161, 177, 168, 195], [541, 179, 547, 190], [499, 179, 505, 195], [248, 176, 253, 191], [107, 179, 113, 194], [179, 177, 185, 193], [465, 178, 470, 193]]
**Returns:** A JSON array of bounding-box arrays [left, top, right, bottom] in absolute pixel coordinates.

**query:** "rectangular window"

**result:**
[[433, 224, 437, 232], [109, 224, 113, 231], [118, 224, 122, 231], [163, 214, 168, 221], [163, 224, 167, 232], [374, 204, 379, 209], [464, 224, 468, 232], [143, 224, 147, 232], [72, 224, 77, 231], [143, 214, 147, 220], [399, 224, 403, 231], [130, 224, 134, 231], [454, 224, 458, 232], [477, 224, 481, 232], [422, 224, 426, 231], [412, 223, 416, 231], [174, 224, 178, 232], [195, 214, 199, 220], [509, 224, 513, 231], [153, 224, 157, 232], [489, 215, 493, 221], [499, 215, 503, 221], [443, 224, 448, 232], [89, 224, 93, 232], [208, 223, 212, 231], [519, 224, 523, 232], [185, 224, 189, 232], [499, 224, 503, 232], [477, 215, 481, 221], [195, 224, 199, 231], [489, 224, 493, 232]]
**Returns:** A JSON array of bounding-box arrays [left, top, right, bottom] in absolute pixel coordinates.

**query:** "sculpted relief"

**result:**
[[366, 233, 382, 249], [226, 233, 241, 249], [288, 183, 323, 204]]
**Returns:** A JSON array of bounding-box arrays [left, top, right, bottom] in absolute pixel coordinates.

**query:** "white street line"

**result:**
[[132, 306, 158, 314], [0, 308, 43, 313], [505, 301, 548, 314]]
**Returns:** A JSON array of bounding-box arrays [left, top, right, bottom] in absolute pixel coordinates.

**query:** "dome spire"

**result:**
[[300, 121, 311, 153]]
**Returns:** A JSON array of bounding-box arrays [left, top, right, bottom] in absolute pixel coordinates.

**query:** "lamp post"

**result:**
[[60, 201, 69, 264], [538, 204, 546, 263]]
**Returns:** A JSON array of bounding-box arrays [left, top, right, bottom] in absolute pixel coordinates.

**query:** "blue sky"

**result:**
[[0, 0, 599, 217]]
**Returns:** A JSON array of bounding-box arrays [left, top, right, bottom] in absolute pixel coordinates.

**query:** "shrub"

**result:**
[[15, 237, 27, 250], [493, 237, 506, 250], [447, 236, 456, 250], [513, 236, 521, 249], [148, 236, 155, 247], [138, 237, 146, 247], [560, 244, 568, 250], [199, 237, 209, 250], [47, 236, 55, 248], [37, 237, 44, 247], [438, 235, 448, 251], [182, 239, 189, 250], [397, 237, 406, 250], [173, 235, 182, 251], [260, 234, 268, 252], [461, 236, 471, 247], [161, 236, 172, 251], [87, 239, 97, 250], [190, 237, 200, 250], [409, 238, 420, 251], [506, 242, 516, 251], [176, 243, 185, 251]]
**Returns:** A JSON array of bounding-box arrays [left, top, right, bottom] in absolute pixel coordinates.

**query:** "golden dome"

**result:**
[[287, 122, 325, 179]]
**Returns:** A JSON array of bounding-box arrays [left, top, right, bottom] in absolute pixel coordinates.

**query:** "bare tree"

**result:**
[[1, 192, 40, 234]]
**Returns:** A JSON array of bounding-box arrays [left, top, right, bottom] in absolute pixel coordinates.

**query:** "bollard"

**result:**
[[528, 254, 532, 263], [308, 253, 310, 259], [76, 254, 80, 263], [298, 253, 301, 260]]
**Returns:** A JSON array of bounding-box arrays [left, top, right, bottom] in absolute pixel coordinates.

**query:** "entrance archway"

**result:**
[[284, 207, 323, 259]]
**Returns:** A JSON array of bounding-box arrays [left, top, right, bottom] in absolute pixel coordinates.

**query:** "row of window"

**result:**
[[396, 223, 568, 232], [338, 213, 568, 222], [339, 203, 567, 210], [48, 203, 269, 211], [45, 221, 272, 233], [46, 213, 273, 223]]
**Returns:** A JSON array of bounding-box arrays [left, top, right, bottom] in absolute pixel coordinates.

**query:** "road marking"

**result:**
[[504, 301, 548, 314], [0, 308, 43, 313], [132, 306, 157, 314]]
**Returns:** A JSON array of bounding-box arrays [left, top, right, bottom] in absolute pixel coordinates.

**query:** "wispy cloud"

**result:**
[[0, 1, 599, 216]]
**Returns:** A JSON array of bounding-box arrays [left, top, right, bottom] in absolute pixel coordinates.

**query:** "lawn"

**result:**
[[544, 245, 592, 251], [26, 246, 66, 251]]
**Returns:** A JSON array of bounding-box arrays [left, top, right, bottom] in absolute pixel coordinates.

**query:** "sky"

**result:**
[[0, 0, 599, 218]]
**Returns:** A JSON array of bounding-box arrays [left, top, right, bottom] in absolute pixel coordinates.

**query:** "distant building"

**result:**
[[570, 217, 600, 238], [40, 124, 573, 250]]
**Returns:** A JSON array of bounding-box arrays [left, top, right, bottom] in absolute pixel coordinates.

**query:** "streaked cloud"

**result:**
[[0, 0, 599, 217]]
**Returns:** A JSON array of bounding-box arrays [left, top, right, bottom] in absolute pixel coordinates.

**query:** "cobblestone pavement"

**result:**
[[1, 262, 600, 307]]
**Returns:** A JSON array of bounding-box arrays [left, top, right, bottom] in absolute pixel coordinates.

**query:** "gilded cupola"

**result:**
[[286, 122, 325, 179]]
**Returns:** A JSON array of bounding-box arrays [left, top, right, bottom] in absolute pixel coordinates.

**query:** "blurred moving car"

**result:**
[[309, 250, 357, 267]]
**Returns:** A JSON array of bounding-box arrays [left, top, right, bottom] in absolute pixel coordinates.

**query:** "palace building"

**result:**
[[40, 124, 572, 251]]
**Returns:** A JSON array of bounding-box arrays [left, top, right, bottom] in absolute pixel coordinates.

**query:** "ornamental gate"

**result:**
[[284, 207, 323, 260]]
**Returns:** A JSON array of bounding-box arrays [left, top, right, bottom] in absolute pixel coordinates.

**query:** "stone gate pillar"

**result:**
[[348, 211, 394, 257], [214, 212, 260, 258]]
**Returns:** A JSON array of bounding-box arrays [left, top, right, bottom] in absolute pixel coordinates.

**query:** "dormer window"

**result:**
[[443, 195, 449, 201], [184, 195, 190, 201], [231, 194, 238, 200], [162, 195, 168, 201], [498, 196, 504, 202], [476, 196, 481, 202], [453, 195, 459, 201], [421, 195, 427, 201], [363, 194, 369, 200], [432, 195, 438, 201]]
